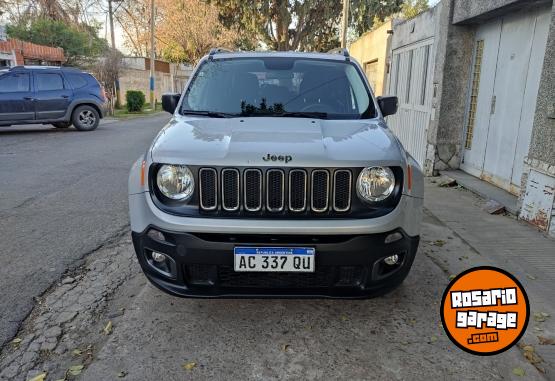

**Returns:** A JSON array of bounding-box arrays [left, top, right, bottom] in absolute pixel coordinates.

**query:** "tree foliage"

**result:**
[[208, 0, 404, 51], [156, 0, 241, 64], [0, 0, 99, 26], [208, 0, 338, 51], [90, 48, 123, 95], [115, 0, 245, 64], [7, 17, 108, 65], [401, 0, 429, 19], [113, 0, 151, 57], [350, 0, 403, 37]]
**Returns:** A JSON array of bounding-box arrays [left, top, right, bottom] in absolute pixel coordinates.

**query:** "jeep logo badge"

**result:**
[[263, 154, 292, 163]]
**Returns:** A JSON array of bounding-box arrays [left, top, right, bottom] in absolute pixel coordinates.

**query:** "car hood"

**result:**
[[150, 115, 406, 168]]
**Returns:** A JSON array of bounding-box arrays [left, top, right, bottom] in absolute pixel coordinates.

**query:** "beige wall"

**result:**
[[119, 67, 191, 105], [119, 69, 172, 104], [118, 58, 192, 105], [349, 20, 393, 96]]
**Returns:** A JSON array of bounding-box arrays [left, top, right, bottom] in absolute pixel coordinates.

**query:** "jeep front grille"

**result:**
[[267, 169, 285, 212], [289, 170, 307, 212], [243, 169, 262, 211], [199, 168, 217, 211], [221, 168, 240, 211], [199, 167, 353, 214]]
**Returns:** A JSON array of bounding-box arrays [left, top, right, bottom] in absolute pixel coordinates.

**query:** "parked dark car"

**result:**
[[0, 66, 108, 131]]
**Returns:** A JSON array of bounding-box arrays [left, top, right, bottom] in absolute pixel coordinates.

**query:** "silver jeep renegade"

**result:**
[[128, 49, 423, 298]]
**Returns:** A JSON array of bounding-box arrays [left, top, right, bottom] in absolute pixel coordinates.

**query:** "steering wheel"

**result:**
[[300, 103, 334, 113]]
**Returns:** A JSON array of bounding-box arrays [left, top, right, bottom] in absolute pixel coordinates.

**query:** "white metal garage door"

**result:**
[[461, 6, 551, 195], [387, 38, 434, 168]]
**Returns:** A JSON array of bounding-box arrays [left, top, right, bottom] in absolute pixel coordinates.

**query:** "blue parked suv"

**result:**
[[0, 66, 108, 131]]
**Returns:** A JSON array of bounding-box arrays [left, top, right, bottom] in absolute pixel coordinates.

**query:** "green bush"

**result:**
[[126, 90, 146, 112]]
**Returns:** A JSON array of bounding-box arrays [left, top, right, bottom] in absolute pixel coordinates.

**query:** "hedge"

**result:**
[[126, 90, 146, 112]]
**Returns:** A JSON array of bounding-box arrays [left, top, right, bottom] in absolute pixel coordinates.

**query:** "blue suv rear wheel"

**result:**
[[72, 105, 100, 131]]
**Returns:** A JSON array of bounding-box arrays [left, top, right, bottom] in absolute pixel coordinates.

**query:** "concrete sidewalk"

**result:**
[[424, 178, 555, 375]]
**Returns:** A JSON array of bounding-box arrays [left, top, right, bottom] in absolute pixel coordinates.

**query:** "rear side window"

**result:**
[[36, 73, 64, 91], [66, 73, 88, 89], [0, 73, 30, 92]]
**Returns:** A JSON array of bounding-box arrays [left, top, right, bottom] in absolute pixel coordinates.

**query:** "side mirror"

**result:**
[[162, 93, 181, 114], [377, 96, 398, 117]]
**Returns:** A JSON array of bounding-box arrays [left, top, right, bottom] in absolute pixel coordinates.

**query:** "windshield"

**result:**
[[181, 57, 376, 119]]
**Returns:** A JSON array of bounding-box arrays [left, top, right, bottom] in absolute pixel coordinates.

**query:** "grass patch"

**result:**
[[112, 103, 163, 119]]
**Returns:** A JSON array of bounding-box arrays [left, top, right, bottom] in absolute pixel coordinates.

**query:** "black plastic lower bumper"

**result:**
[[131, 227, 420, 298]]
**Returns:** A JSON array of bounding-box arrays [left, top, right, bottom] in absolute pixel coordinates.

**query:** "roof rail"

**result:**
[[9, 65, 79, 71], [327, 48, 350, 61], [208, 48, 233, 59]]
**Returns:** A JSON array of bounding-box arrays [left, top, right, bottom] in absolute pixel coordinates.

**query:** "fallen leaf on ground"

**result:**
[[512, 367, 525, 377], [103, 321, 113, 335], [448, 274, 456, 281], [534, 312, 550, 322], [72, 349, 82, 356], [117, 371, 128, 377], [519, 344, 542, 365], [538, 336, 555, 345], [282, 344, 290, 352], [340, 315, 348, 321], [430, 335, 438, 343], [433, 240, 446, 247], [11, 338, 22, 345], [182, 362, 196, 371], [526, 274, 537, 280], [27, 373, 47, 381], [68, 365, 84, 376]]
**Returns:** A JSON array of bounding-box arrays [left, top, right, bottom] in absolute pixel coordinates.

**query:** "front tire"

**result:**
[[72, 106, 100, 131], [52, 122, 72, 129]]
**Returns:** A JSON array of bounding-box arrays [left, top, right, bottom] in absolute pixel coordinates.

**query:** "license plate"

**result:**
[[234, 247, 315, 272]]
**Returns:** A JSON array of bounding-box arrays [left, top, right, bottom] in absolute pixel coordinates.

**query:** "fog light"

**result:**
[[146, 251, 177, 279], [384, 254, 400, 266], [147, 229, 166, 242], [384, 232, 403, 244], [152, 252, 166, 263]]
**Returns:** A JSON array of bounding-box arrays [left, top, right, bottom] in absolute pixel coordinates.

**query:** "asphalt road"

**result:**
[[0, 114, 169, 346], [0, 116, 551, 380]]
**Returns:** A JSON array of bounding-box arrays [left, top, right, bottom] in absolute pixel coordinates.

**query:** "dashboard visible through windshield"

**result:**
[[181, 57, 377, 119]]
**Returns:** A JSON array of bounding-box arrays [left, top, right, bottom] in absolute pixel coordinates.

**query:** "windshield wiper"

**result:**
[[275, 111, 328, 119], [240, 111, 328, 119], [181, 110, 237, 118]]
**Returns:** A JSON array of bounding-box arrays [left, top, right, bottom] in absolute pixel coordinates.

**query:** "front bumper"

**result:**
[[132, 227, 419, 298]]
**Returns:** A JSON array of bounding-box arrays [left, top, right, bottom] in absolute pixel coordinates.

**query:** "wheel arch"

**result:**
[[70, 102, 103, 119]]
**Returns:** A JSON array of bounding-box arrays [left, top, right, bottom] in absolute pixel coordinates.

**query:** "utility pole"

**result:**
[[108, 0, 121, 108], [149, 0, 155, 108], [340, 0, 350, 49]]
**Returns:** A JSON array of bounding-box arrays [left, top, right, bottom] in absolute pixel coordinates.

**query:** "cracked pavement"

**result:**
[[0, 115, 170, 347], [1, 117, 554, 380], [1, 212, 552, 380]]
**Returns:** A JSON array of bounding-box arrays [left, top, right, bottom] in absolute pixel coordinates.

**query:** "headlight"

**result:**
[[356, 166, 395, 202], [156, 164, 194, 201]]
